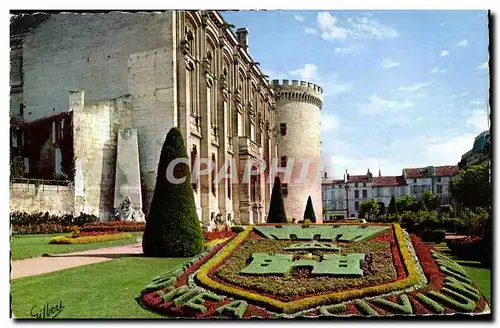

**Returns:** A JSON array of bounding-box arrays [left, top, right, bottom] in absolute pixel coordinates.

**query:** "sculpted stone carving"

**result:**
[[114, 196, 145, 222], [120, 128, 133, 141]]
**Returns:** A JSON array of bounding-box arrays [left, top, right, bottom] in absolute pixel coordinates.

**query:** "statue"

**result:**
[[114, 196, 145, 222]]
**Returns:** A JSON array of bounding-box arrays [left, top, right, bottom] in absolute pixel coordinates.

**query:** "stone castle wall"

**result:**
[[273, 79, 323, 223], [10, 183, 74, 215]]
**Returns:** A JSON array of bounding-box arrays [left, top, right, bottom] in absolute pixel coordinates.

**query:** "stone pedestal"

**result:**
[[114, 128, 145, 221]]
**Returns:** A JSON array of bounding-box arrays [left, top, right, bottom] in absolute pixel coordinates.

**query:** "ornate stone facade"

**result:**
[[9, 11, 323, 226]]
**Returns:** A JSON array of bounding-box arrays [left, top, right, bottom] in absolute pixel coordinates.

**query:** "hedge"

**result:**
[[49, 233, 133, 244], [11, 211, 98, 226], [81, 221, 145, 232], [142, 127, 205, 257]]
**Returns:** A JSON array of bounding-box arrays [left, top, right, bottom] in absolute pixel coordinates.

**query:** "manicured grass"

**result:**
[[429, 242, 491, 304], [11, 256, 191, 318], [451, 257, 491, 304], [11, 232, 143, 260]]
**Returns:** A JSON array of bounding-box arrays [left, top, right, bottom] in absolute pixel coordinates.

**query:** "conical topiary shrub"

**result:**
[[267, 176, 288, 223], [388, 196, 398, 215], [142, 127, 204, 257], [303, 196, 316, 223]]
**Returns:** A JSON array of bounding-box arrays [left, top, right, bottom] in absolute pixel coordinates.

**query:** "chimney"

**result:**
[[236, 28, 249, 48]]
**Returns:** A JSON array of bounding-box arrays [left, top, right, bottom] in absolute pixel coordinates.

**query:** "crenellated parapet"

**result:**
[[271, 79, 323, 110]]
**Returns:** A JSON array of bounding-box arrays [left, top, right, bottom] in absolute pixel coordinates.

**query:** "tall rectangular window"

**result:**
[[282, 183, 288, 197], [237, 112, 244, 136], [211, 153, 216, 196], [354, 190, 359, 199], [191, 145, 198, 192], [362, 189, 367, 198], [437, 185, 443, 194], [280, 123, 287, 136], [186, 69, 193, 114], [280, 156, 287, 167], [355, 201, 360, 211]]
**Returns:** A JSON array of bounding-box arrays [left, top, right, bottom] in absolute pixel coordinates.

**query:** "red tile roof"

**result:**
[[322, 179, 345, 185], [347, 175, 370, 183], [372, 176, 406, 187], [403, 165, 459, 179], [403, 167, 428, 179], [435, 165, 459, 177]]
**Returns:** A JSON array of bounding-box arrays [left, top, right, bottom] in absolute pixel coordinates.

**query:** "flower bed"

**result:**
[[80, 220, 145, 232], [139, 223, 490, 319], [49, 233, 133, 244], [203, 229, 236, 242]]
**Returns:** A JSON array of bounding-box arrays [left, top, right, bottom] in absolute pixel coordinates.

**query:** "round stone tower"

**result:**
[[272, 79, 323, 223]]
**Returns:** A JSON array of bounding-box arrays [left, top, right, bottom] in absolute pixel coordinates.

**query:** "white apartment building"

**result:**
[[402, 165, 458, 204], [346, 170, 373, 216], [372, 175, 408, 208], [322, 165, 458, 219]]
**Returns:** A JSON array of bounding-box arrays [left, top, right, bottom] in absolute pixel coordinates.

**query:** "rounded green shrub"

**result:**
[[142, 127, 205, 257]]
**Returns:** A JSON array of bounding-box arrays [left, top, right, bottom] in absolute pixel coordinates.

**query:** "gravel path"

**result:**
[[11, 242, 143, 280]]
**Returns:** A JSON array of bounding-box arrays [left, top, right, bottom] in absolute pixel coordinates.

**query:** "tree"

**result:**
[[267, 176, 288, 223], [303, 196, 317, 223], [396, 194, 415, 211], [388, 196, 398, 215], [450, 163, 491, 210], [421, 190, 439, 211], [377, 202, 386, 216], [358, 199, 380, 220], [142, 127, 205, 257]]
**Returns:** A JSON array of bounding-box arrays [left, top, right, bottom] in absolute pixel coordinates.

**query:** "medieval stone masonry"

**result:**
[[9, 11, 323, 225]]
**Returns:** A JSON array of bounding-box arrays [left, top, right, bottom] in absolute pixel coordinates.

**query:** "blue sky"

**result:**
[[222, 10, 490, 178]]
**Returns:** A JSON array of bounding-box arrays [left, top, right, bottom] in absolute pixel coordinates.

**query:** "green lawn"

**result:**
[[11, 256, 191, 319], [431, 242, 491, 304], [11, 232, 144, 260], [451, 257, 491, 303]]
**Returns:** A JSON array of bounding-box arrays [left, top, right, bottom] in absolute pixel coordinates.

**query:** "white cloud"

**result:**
[[429, 67, 447, 74], [287, 63, 353, 97], [334, 44, 362, 54], [320, 112, 340, 132], [466, 108, 489, 132], [316, 12, 398, 42], [294, 14, 305, 22], [348, 17, 399, 39], [470, 99, 485, 106], [449, 92, 469, 98], [439, 50, 450, 57], [288, 63, 318, 80], [304, 27, 317, 35], [397, 83, 428, 92], [456, 39, 468, 47], [478, 60, 489, 70], [417, 134, 478, 166], [317, 12, 350, 41], [381, 58, 400, 69], [322, 77, 354, 97], [358, 94, 414, 116]]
